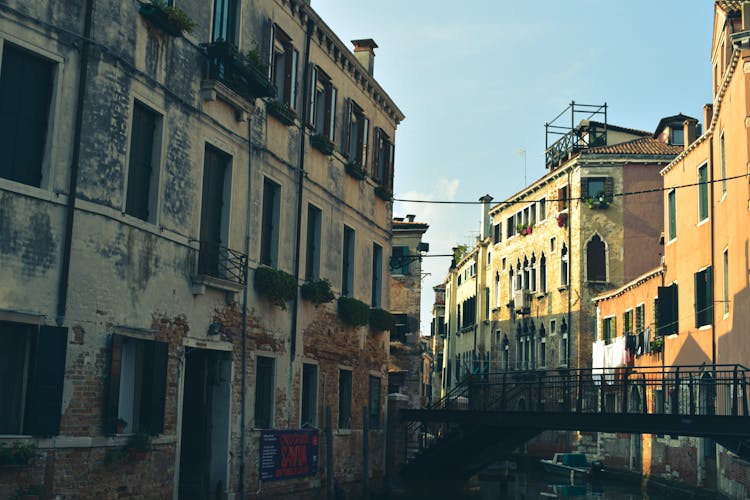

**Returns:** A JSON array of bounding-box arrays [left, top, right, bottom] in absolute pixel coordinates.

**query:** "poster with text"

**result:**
[[259, 429, 319, 481]]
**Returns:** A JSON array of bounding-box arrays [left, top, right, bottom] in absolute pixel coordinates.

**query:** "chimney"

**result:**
[[351, 39, 377, 76], [405, 214, 416, 222], [478, 194, 494, 240], [683, 119, 698, 151], [703, 103, 714, 131]]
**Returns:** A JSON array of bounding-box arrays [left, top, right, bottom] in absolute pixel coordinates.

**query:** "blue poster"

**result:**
[[259, 429, 319, 481]]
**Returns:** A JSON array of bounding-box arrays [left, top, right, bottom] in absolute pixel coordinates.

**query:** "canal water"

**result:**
[[378, 462, 713, 500]]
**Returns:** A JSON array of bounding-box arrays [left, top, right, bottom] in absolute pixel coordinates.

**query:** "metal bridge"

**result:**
[[399, 364, 750, 478]]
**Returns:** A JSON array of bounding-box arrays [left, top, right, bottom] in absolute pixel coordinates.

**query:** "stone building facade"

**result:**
[[0, 0, 403, 498]]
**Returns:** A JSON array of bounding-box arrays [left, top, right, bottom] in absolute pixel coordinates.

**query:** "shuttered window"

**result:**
[[126, 101, 159, 221], [0, 322, 68, 436], [581, 176, 614, 202], [338, 369, 352, 429], [106, 334, 167, 435], [695, 266, 713, 328], [372, 127, 394, 189], [199, 145, 229, 277], [305, 204, 322, 280], [254, 356, 275, 429], [343, 100, 369, 167], [698, 164, 709, 222], [557, 185, 569, 211], [371, 243, 383, 307], [668, 190, 677, 240], [368, 376, 381, 429], [342, 225, 355, 296], [260, 178, 281, 267], [268, 25, 298, 109], [300, 363, 317, 427], [657, 283, 679, 335], [0, 44, 54, 187]]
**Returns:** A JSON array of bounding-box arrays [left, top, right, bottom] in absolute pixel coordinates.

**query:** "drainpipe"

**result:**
[[567, 169, 573, 369], [56, 0, 94, 326], [238, 112, 255, 500], [289, 18, 314, 368], [709, 136, 717, 376]]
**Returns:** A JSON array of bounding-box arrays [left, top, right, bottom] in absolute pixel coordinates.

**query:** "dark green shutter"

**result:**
[[580, 178, 589, 199], [140, 340, 168, 435], [125, 102, 156, 221], [604, 177, 614, 203], [24, 325, 68, 436]]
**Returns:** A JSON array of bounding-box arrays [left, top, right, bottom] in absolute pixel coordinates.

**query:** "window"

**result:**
[[635, 304, 645, 333], [261, 178, 281, 267], [539, 253, 547, 294], [126, 101, 161, 222], [538, 198, 546, 221], [530, 205, 536, 226], [560, 331, 568, 366], [530, 255, 537, 292], [671, 127, 684, 146], [391, 246, 409, 275], [368, 376, 381, 428], [392, 313, 408, 343], [493, 223, 501, 244], [0, 43, 54, 187], [494, 272, 501, 308], [581, 177, 612, 202], [695, 266, 713, 328], [309, 66, 336, 140], [657, 283, 679, 336], [211, 0, 238, 43], [107, 334, 167, 435], [720, 132, 726, 196], [723, 249, 729, 315], [602, 317, 614, 344], [305, 204, 322, 280], [199, 145, 230, 278], [342, 225, 355, 296], [301, 363, 318, 427], [586, 235, 606, 282], [698, 163, 709, 222], [338, 369, 352, 429], [254, 356, 275, 428], [1, 322, 67, 436], [343, 100, 369, 167], [522, 257, 530, 291], [623, 310, 633, 335], [268, 25, 298, 109], [372, 243, 383, 307], [668, 189, 677, 241], [502, 335, 509, 370], [373, 128, 394, 188], [538, 325, 546, 367], [560, 243, 569, 287], [557, 185, 569, 211], [550, 237, 556, 253], [485, 287, 490, 319]]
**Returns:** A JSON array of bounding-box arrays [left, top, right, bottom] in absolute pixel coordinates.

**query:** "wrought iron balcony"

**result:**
[[196, 240, 248, 286], [545, 102, 608, 170], [203, 41, 276, 101]]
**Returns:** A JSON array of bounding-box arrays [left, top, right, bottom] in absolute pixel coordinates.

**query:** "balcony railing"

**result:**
[[203, 41, 276, 101], [196, 240, 248, 286]]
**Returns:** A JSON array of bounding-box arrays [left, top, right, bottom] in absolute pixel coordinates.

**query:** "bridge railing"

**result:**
[[466, 364, 750, 417]]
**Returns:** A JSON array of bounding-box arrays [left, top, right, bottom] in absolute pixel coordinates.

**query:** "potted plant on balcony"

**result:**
[[139, 0, 195, 37], [126, 431, 151, 461], [300, 278, 335, 306], [369, 308, 395, 332], [586, 191, 609, 209], [310, 133, 335, 155], [266, 99, 297, 126], [203, 42, 276, 100], [516, 223, 533, 236], [556, 212, 568, 228], [650, 336, 664, 354], [374, 185, 392, 201], [345, 161, 367, 180], [337, 296, 371, 327], [253, 266, 298, 310]]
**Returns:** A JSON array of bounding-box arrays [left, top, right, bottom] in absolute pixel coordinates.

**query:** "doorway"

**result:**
[[178, 348, 232, 500]]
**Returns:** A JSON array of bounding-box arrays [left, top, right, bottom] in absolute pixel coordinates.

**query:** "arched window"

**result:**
[[523, 256, 530, 290], [540, 253, 547, 294], [587, 234, 606, 282], [495, 272, 501, 308], [539, 324, 547, 367], [560, 243, 569, 287], [530, 254, 537, 292], [502, 335, 510, 370]]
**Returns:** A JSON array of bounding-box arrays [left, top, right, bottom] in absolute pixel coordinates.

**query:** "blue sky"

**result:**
[[312, 0, 715, 334]]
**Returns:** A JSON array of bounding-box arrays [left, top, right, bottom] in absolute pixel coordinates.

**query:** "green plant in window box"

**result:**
[[139, 0, 195, 36], [0, 442, 36, 466], [203, 41, 275, 100], [310, 133, 335, 155], [650, 337, 664, 353], [254, 266, 298, 310], [300, 278, 335, 306], [345, 161, 367, 180], [369, 308, 395, 332], [266, 100, 297, 126], [374, 185, 392, 201], [337, 296, 371, 327], [585, 190, 609, 209], [516, 223, 533, 236]]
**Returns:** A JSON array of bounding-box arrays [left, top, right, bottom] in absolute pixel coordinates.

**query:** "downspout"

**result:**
[[56, 0, 94, 326], [239, 113, 255, 500], [567, 169, 573, 368], [289, 18, 314, 364], [709, 137, 717, 374]]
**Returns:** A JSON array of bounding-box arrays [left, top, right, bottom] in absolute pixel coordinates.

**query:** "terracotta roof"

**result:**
[[581, 136, 684, 156]]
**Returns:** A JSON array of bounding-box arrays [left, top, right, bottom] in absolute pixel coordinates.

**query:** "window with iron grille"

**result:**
[[368, 376, 381, 428], [338, 369, 352, 429], [0, 43, 54, 187], [261, 178, 281, 267], [126, 101, 161, 222], [254, 356, 275, 428], [0, 322, 68, 436], [301, 363, 317, 427]]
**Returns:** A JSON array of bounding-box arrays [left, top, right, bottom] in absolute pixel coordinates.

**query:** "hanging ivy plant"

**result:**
[[369, 308, 395, 332], [337, 296, 371, 327], [300, 278, 335, 305], [254, 266, 298, 310]]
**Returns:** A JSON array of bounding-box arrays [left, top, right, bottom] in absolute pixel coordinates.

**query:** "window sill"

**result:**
[[557, 285, 569, 292], [191, 273, 244, 298], [536, 293, 548, 299], [201, 79, 252, 122], [698, 324, 712, 331]]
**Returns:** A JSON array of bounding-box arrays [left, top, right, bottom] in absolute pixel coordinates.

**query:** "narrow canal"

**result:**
[[379, 461, 719, 500]]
